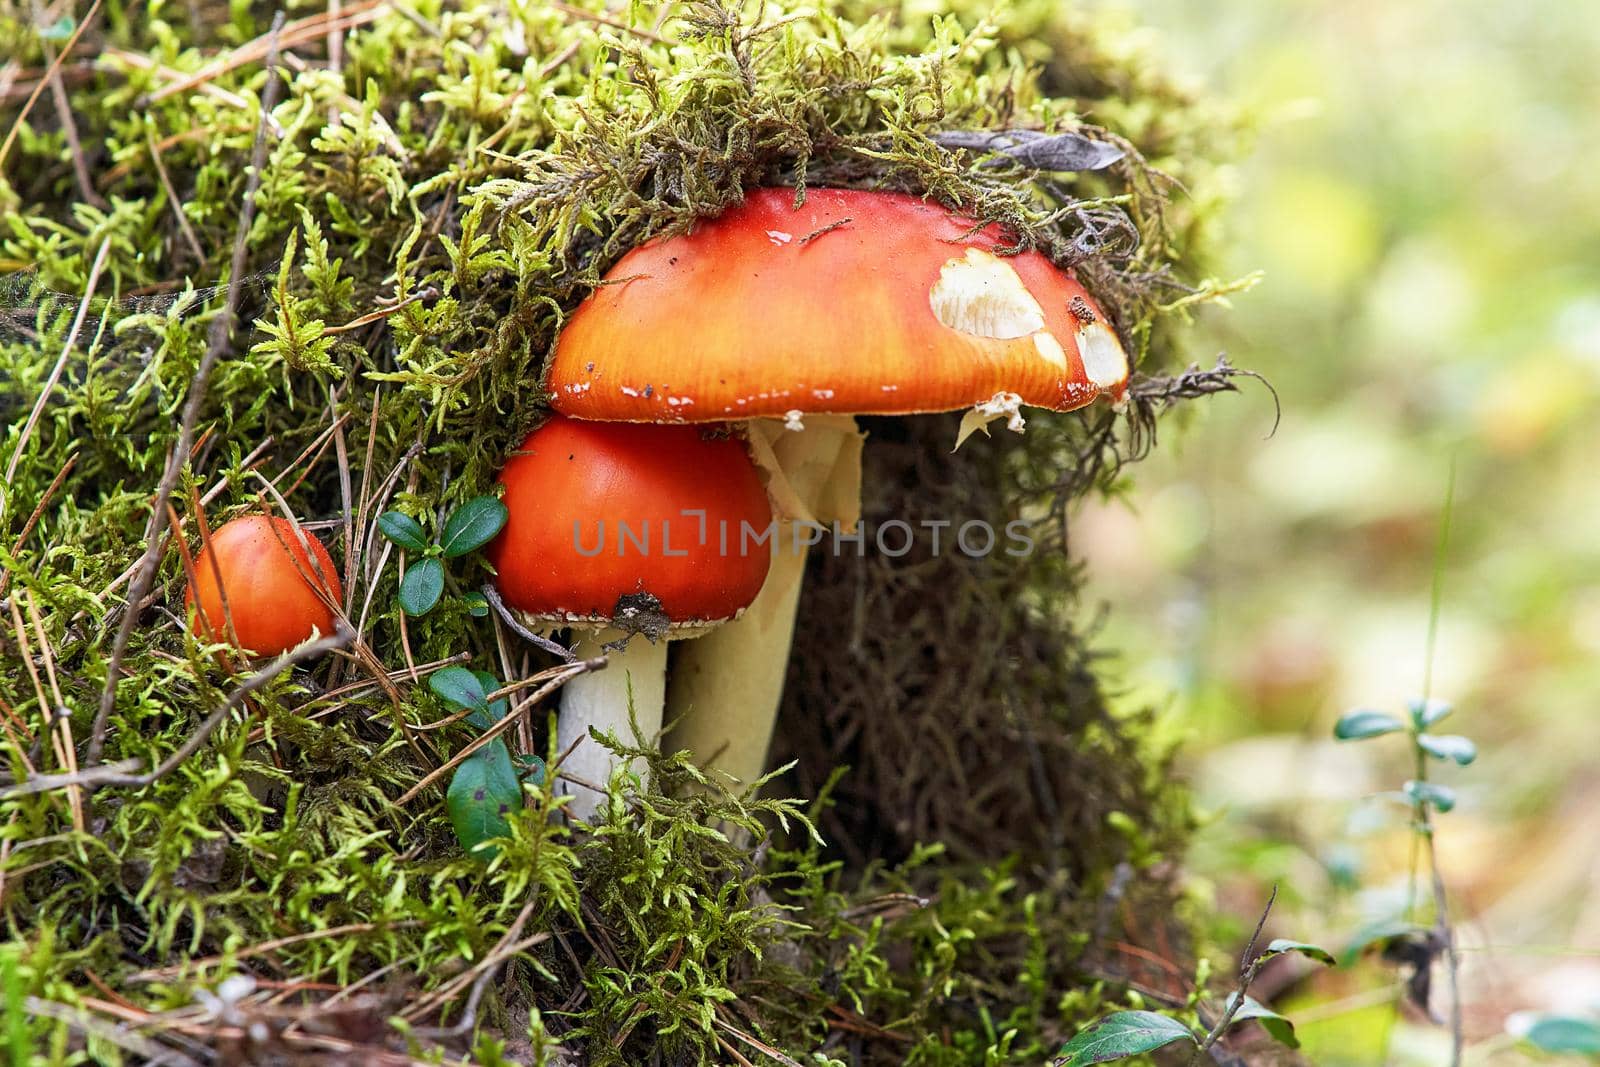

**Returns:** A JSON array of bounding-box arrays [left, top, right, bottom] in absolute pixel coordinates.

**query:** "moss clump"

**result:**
[[1, 0, 1241, 1062]]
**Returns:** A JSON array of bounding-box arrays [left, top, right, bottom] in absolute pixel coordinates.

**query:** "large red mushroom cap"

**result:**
[[547, 187, 1129, 424], [486, 416, 773, 625], [185, 515, 342, 657]]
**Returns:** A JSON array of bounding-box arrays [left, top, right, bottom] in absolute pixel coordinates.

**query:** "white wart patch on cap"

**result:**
[[1074, 321, 1129, 389], [929, 248, 1046, 340]]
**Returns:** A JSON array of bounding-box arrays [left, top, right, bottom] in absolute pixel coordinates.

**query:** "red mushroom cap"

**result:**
[[186, 515, 342, 657], [547, 187, 1129, 423], [486, 416, 773, 625]]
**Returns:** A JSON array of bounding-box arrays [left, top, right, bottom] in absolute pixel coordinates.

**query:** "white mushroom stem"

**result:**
[[662, 538, 807, 791], [666, 417, 863, 791], [557, 626, 667, 822]]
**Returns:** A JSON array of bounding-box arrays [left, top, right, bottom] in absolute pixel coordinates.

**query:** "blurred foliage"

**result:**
[[1072, 1, 1600, 1062]]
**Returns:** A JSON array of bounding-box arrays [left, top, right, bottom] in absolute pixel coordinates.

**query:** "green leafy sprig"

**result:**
[[1052, 939, 1332, 1065], [378, 495, 506, 617], [428, 665, 548, 858], [1334, 698, 1477, 818]]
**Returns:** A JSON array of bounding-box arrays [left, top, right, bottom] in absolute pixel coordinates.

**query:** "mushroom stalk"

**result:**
[[557, 627, 667, 822], [662, 537, 807, 789], [666, 417, 862, 790]]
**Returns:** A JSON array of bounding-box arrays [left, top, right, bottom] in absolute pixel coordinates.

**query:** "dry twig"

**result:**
[[0, 0, 104, 173], [1, 627, 350, 798], [88, 13, 289, 767], [3, 238, 109, 489]]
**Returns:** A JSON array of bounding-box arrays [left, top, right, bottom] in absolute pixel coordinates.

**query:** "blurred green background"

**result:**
[[1071, 1, 1600, 1062]]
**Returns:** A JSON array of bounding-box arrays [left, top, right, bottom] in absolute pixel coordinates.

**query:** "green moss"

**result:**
[[1, 1, 1240, 1061]]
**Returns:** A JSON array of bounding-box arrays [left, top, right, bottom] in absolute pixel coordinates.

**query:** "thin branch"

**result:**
[[0, 450, 77, 599], [3, 238, 109, 488], [337, 382, 383, 685], [482, 584, 576, 661], [128, 919, 421, 981], [1238, 884, 1277, 975], [1129, 356, 1281, 439], [329, 387, 355, 652], [22, 998, 202, 1067], [146, 126, 207, 264], [87, 14, 287, 767], [22, 590, 83, 831], [1411, 742, 1462, 1059], [32, 0, 106, 209], [144, 1, 388, 104], [712, 1013, 808, 1067], [156, 629, 355, 782], [548, 0, 668, 43], [0, 759, 144, 797], [411, 664, 589, 733], [1428, 835, 1462, 1067], [4, 596, 78, 823], [0, 0, 104, 173], [322, 288, 434, 335], [1186, 886, 1276, 1067], [394, 660, 599, 805], [1419, 458, 1462, 1067], [1, 628, 350, 798], [406, 895, 546, 1025], [327, 0, 345, 76]]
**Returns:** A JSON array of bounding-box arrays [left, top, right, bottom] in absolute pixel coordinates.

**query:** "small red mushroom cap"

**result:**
[[547, 187, 1129, 424], [186, 515, 342, 657], [486, 416, 773, 625]]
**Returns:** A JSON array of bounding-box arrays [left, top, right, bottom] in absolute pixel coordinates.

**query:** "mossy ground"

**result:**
[[1, 1, 1243, 1062]]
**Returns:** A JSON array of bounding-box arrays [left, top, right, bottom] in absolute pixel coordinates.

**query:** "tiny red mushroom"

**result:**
[[186, 515, 342, 657], [486, 415, 772, 820], [544, 187, 1131, 791]]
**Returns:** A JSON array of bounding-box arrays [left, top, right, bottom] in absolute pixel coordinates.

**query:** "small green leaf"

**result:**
[[1510, 1013, 1600, 1055], [399, 557, 445, 616], [1341, 918, 1430, 965], [462, 590, 490, 617], [515, 753, 548, 786], [1408, 697, 1454, 729], [40, 15, 75, 41], [465, 670, 509, 731], [1333, 708, 1405, 741], [1256, 939, 1336, 967], [1417, 733, 1477, 765], [440, 496, 508, 558], [447, 740, 522, 859], [1224, 994, 1299, 1050], [1404, 779, 1457, 813], [1322, 842, 1363, 891], [377, 511, 428, 552], [1053, 1011, 1197, 1066], [429, 666, 487, 713]]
